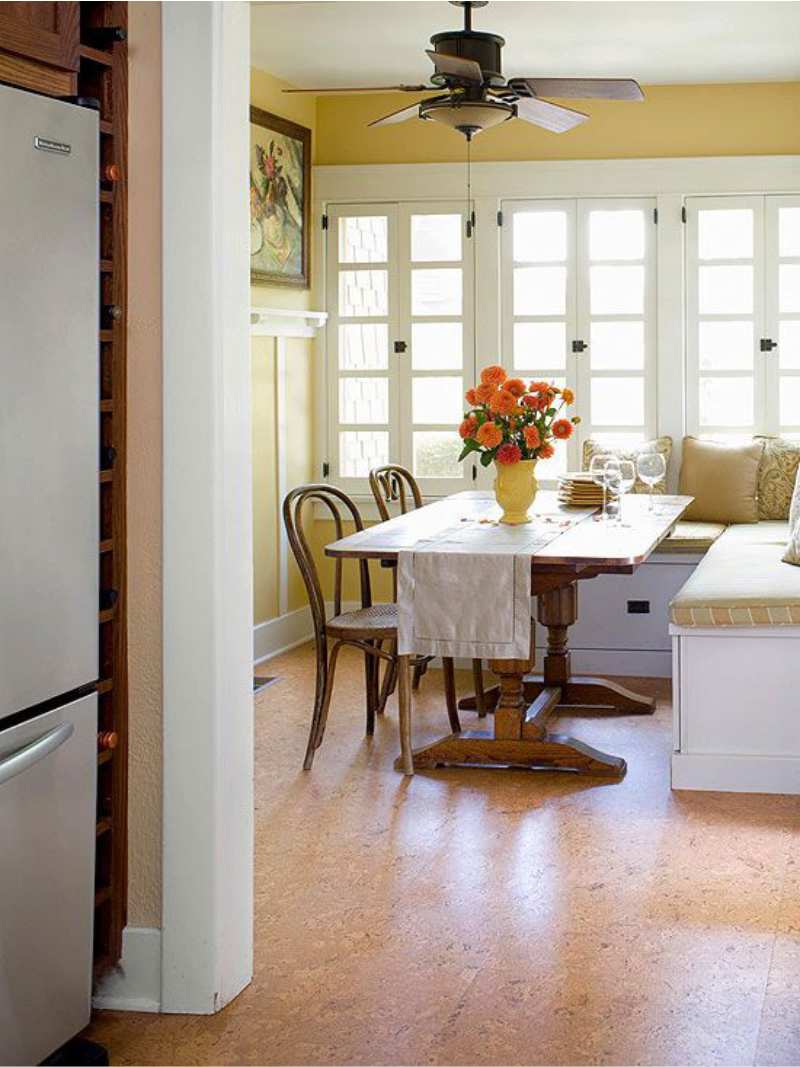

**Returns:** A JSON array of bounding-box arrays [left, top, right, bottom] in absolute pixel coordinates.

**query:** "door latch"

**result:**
[[760, 338, 778, 352], [393, 340, 407, 354], [572, 339, 588, 353]]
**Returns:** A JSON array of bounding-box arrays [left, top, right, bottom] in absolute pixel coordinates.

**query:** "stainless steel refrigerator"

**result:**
[[0, 84, 100, 1065]]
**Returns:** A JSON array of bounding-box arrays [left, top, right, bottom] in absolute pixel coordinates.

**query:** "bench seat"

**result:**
[[658, 521, 726, 554], [669, 521, 800, 627]]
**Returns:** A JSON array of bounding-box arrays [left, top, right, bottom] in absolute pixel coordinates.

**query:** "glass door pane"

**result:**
[[502, 200, 577, 480], [685, 196, 764, 438], [766, 196, 800, 435], [327, 206, 397, 485], [399, 203, 474, 491], [577, 199, 656, 454]]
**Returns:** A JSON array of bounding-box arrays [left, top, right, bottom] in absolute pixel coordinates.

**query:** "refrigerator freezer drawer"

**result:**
[[0, 693, 97, 1066], [0, 85, 99, 720]]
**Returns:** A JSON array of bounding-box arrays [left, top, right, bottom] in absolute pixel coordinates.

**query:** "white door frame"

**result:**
[[161, 0, 253, 1013]]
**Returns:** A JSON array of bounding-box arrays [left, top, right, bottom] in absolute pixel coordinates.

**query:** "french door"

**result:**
[[326, 201, 475, 495], [686, 194, 800, 438], [501, 197, 657, 481]]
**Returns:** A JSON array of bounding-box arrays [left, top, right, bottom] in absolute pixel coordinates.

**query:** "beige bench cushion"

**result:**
[[670, 522, 800, 627], [658, 521, 726, 554]]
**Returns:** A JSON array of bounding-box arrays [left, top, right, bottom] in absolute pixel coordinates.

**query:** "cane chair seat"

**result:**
[[327, 602, 399, 639]]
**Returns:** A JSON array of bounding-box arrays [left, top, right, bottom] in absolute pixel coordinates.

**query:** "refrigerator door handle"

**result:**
[[0, 721, 74, 787]]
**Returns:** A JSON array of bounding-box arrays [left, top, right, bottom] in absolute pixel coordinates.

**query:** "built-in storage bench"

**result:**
[[533, 521, 724, 677], [670, 522, 800, 795]]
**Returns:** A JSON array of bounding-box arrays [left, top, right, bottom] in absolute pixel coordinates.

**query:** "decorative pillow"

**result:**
[[788, 459, 800, 532], [582, 437, 672, 494], [784, 517, 800, 566], [679, 436, 764, 524], [755, 436, 800, 520]]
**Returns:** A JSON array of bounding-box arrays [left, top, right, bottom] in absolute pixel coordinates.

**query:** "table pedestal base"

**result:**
[[401, 576, 655, 778], [394, 728, 626, 777]]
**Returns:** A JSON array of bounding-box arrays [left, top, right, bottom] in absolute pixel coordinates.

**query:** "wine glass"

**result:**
[[589, 453, 620, 521], [636, 451, 666, 512], [615, 459, 636, 524]]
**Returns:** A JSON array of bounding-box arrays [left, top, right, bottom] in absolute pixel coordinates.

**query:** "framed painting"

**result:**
[[250, 106, 311, 288]]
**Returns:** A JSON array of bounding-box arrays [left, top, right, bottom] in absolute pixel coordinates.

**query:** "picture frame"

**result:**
[[249, 106, 311, 288]]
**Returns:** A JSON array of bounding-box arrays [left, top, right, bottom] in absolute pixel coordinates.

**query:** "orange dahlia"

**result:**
[[465, 387, 478, 406], [480, 364, 507, 387], [523, 425, 541, 450], [475, 382, 497, 405], [489, 389, 517, 416], [561, 387, 575, 405], [552, 418, 573, 440], [502, 377, 526, 398], [459, 415, 478, 439], [539, 442, 555, 460], [496, 443, 522, 465], [529, 380, 551, 394], [476, 421, 503, 449], [520, 394, 538, 409]]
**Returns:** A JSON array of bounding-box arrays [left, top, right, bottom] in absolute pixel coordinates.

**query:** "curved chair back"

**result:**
[[283, 485, 371, 642], [368, 464, 423, 522]]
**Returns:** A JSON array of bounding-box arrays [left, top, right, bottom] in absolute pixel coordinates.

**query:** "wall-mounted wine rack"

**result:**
[[78, 0, 129, 973]]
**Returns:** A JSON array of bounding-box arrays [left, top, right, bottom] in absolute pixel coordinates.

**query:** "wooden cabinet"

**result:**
[[0, 2, 79, 95], [0, 3, 80, 69]]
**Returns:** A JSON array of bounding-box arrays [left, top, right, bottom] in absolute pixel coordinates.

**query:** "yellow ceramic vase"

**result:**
[[494, 459, 538, 525]]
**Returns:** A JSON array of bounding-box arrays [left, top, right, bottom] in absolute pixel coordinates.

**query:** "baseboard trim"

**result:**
[[253, 605, 314, 664], [92, 926, 162, 1013], [672, 753, 800, 795]]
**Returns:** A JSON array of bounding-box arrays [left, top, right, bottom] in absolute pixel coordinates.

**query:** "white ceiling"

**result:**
[[251, 1, 800, 87]]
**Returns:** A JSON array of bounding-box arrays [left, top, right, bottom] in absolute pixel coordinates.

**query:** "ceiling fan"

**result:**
[[284, 0, 644, 140]]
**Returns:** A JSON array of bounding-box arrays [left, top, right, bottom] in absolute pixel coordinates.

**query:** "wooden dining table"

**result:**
[[326, 490, 693, 778]]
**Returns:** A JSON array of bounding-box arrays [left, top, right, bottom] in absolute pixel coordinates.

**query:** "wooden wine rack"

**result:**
[[78, 0, 129, 973]]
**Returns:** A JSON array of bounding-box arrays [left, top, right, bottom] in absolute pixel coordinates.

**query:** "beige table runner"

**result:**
[[397, 515, 578, 660]]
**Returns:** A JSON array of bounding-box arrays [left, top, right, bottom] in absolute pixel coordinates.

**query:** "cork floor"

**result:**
[[85, 641, 800, 1066]]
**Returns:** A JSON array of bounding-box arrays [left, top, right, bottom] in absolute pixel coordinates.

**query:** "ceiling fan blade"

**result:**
[[368, 101, 423, 127], [510, 78, 644, 101], [425, 49, 483, 84], [284, 84, 433, 95], [514, 96, 589, 133]]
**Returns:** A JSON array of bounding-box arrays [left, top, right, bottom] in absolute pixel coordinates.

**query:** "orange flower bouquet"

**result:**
[[458, 364, 580, 524]]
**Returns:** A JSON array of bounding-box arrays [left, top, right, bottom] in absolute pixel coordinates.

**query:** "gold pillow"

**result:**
[[756, 436, 800, 520], [679, 437, 764, 524], [582, 437, 672, 495]]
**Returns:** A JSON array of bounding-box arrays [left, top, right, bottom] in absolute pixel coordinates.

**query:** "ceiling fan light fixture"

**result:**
[[419, 98, 513, 137]]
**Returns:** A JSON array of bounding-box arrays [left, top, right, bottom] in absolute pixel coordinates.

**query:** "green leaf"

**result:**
[[480, 450, 495, 467]]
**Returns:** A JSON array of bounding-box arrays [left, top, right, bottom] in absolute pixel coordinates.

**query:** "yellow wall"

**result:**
[[127, 1, 163, 928], [316, 82, 800, 165], [251, 68, 318, 624]]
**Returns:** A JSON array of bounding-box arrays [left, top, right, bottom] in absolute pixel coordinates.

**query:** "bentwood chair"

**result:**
[[368, 464, 489, 718], [283, 484, 419, 772]]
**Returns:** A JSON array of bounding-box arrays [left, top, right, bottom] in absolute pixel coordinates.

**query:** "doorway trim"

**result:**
[[161, 0, 253, 1013]]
